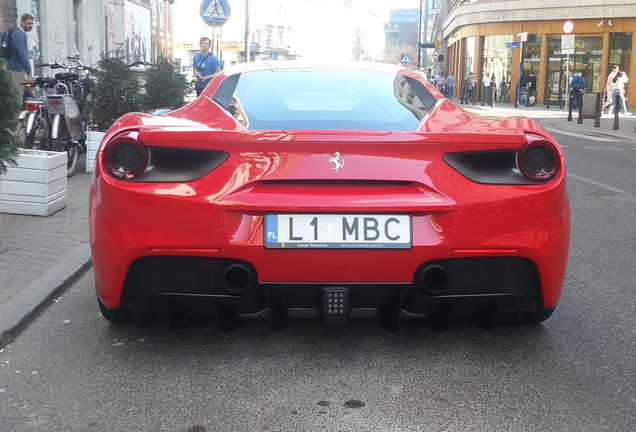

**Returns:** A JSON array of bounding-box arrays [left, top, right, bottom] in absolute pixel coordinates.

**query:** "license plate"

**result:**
[[264, 214, 412, 249]]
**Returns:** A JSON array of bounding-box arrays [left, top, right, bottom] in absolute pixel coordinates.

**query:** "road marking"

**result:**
[[560, 145, 571, 148], [544, 127, 616, 142], [580, 146, 624, 150], [568, 173, 630, 194]]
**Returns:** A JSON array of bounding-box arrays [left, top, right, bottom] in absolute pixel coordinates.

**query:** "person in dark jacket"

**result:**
[[7, 13, 34, 99], [526, 71, 537, 106], [516, 70, 529, 105]]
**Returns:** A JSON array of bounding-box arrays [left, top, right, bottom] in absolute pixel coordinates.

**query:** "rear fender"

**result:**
[[25, 111, 38, 135]]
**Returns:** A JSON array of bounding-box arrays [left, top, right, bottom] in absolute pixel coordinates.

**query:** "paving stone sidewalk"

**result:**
[[0, 157, 92, 346]]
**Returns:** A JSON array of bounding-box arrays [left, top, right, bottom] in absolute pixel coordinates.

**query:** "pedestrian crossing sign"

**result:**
[[201, 0, 230, 24], [400, 54, 410, 64]]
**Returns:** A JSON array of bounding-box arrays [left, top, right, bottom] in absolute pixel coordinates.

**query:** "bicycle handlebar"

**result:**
[[128, 60, 155, 68], [34, 62, 67, 70], [66, 57, 98, 73]]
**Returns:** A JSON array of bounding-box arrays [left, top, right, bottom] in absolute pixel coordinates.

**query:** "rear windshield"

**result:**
[[213, 69, 435, 131]]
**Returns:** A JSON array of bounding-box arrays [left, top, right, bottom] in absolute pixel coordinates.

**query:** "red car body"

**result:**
[[89, 61, 569, 331]]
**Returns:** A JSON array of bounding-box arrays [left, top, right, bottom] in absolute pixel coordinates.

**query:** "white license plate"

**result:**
[[264, 214, 412, 249]]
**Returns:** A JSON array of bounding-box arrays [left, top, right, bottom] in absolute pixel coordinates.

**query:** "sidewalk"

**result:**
[[1, 102, 634, 347], [0, 158, 92, 347], [461, 101, 636, 141]]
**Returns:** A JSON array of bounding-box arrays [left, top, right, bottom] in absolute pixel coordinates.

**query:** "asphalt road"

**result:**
[[0, 130, 634, 432]]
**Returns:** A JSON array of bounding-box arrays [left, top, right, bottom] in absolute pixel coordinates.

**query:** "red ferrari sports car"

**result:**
[[89, 61, 570, 332]]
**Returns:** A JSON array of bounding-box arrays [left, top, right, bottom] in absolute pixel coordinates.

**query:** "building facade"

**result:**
[[5, 0, 172, 74], [434, 0, 636, 107]]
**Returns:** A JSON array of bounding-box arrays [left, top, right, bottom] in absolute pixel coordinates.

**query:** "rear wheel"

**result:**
[[23, 116, 47, 149], [15, 119, 26, 145], [66, 144, 80, 177], [98, 298, 159, 325], [499, 308, 555, 325]]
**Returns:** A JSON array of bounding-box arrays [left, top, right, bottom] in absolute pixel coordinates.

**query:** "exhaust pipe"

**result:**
[[222, 263, 254, 295], [417, 263, 449, 295]]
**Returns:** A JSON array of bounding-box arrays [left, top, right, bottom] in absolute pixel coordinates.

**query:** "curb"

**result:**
[[0, 243, 92, 348]]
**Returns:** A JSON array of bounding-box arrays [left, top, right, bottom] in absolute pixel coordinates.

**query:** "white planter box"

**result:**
[[0, 150, 67, 216], [86, 130, 106, 174]]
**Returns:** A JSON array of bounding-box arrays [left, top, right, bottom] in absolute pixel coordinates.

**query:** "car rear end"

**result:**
[[90, 125, 569, 331], [90, 63, 569, 331]]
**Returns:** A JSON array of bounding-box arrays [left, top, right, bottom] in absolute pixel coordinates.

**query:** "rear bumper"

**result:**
[[118, 256, 543, 331]]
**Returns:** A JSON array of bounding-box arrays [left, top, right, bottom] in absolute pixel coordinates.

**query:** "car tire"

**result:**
[[499, 307, 555, 325], [98, 298, 159, 325]]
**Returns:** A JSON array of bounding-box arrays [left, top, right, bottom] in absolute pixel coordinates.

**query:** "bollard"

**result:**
[[481, 86, 485, 106], [558, 90, 564, 109], [577, 92, 583, 124], [594, 92, 601, 128], [613, 92, 620, 130], [546, 83, 550, 109], [567, 91, 573, 121]]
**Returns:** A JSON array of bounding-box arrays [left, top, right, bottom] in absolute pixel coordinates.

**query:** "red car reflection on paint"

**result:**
[[89, 61, 569, 332]]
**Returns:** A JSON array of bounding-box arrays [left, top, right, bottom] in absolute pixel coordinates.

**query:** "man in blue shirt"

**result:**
[[7, 13, 34, 100], [193, 36, 221, 96]]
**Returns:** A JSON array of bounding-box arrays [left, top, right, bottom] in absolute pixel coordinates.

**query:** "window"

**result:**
[[214, 69, 435, 131], [278, 27, 284, 49], [266, 27, 272, 48]]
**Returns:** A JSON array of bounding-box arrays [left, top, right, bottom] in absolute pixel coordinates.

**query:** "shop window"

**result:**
[[483, 35, 513, 102], [608, 33, 632, 77]]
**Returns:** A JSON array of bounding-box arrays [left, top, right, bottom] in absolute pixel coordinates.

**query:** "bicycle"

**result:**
[[17, 61, 90, 177]]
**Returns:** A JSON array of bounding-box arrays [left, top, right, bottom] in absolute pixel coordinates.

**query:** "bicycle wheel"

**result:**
[[15, 119, 26, 147], [66, 144, 80, 177], [24, 116, 47, 150]]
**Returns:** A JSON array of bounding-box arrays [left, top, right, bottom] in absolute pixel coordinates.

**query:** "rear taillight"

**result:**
[[25, 101, 41, 111], [518, 135, 560, 182], [103, 131, 148, 180]]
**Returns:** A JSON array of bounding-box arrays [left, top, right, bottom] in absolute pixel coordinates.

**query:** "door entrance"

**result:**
[[546, 54, 601, 106]]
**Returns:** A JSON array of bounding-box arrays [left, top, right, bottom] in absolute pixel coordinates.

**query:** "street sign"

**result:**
[[420, 43, 435, 49], [563, 20, 575, 34], [400, 54, 410, 65], [201, 0, 230, 25], [433, 50, 439, 61], [269, 52, 278, 60], [506, 42, 521, 49], [562, 34, 575, 50]]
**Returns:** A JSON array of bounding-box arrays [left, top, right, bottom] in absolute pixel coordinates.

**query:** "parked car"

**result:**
[[89, 61, 570, 332]]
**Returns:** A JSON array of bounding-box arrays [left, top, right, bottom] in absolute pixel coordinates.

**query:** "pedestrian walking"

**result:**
[[445, 72, 456, 100], [6, 13, 34, 101], [604, 65, 619, 112], [435, 73, 446, 95], [608, 68, 630, 116], [517, 70, 529, 105], [482, 72, 491, 104], [569, 72, 585, 110], [489, 76, 497, 106], [462, 72, 476, 104], [526, 71, 537, 106]]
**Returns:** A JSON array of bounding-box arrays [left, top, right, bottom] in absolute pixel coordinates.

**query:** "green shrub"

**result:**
[[88, 56, 142, 131], [143, 57, 190, 111], [0, 58, 21, 174]]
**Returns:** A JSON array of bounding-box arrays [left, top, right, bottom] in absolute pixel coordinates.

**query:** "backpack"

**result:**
[[0, 28, 14, 59], [572, 76, 585, 91]]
